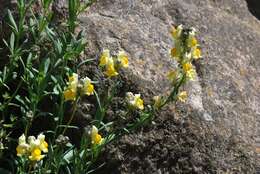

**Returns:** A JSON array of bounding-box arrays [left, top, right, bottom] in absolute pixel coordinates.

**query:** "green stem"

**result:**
[[1, 79, 23, 118], [159, 74, 186, 109], [94, 90, 104, 125], [53, 95, 65, 139], [62, 97, 80, 135], [28, 163, 33, 173]]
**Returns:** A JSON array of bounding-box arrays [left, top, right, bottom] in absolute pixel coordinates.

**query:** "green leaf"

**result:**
[[53, 85, 61, 95], [76, 58, 96, 69], [64, 166, 72, 174], [62, 148, 75, 164], [17, 0, 25, 11], [123, 128, 130, 133], [2, 67, 7, 82], [2, 39, 9, 49], [94, 90, 104, 122], [7, 10, 18, 33], [99, 121, 114, 131], [43, 0, 53, 9], [55, 40, 62, 54], [15, 95, 26, 106], [10, 114, 17, 122], [44, 58, 50, 75], [10, 33, 15, 52], [54, 59, 62, 68], [79, 149, 85, 158], [3, 124, 13, 128], [27, 69, 35, 79], [57, 125, 79, 129], [51, 75, 57, 83]]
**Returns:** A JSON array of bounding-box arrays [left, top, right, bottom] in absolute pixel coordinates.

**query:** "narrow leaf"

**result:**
[[7, 10, 18, 33]]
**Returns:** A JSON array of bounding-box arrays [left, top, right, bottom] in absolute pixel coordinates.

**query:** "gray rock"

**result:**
[[79, 0, 260, 158]]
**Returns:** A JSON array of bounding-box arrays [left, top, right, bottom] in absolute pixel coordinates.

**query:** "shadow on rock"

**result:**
[[245, 0, 260, 20]]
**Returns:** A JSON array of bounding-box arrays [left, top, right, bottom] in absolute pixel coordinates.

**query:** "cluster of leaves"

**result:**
[[0, 0, 202, 173]]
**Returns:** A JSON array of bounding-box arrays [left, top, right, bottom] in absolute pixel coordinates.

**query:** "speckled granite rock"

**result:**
[[80, 0, 260, 144], [78, 0, 260, 172]]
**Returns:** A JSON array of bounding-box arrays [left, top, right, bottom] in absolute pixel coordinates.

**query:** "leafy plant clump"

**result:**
[[0, 0, 202, 173]]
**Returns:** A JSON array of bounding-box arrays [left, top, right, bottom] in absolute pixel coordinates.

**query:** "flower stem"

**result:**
[[62, 97, 80, 135]]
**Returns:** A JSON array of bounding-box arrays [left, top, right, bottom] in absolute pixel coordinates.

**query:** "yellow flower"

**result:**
[[170, 25, 183, 39], [16, 133, 48, 161], [91, 126, 103, 145], [99, 49, 129, 77], [28, 134, 48, 161], [167, 70, 178, 82], [64, 73, 79, 101], [68, 73, 78, 91], [153, 95, 163, 109], [191, 37, 198, 47], [29, 148, 45, 161], [192, 48, 201, 59], [135, 97, 144, 110], [104, 59, 118, 77], [117, 51, 129, 68], [186, 68, 196, 80], [126, 92, 144, 110], [188, 36, 198, 48], [28, 136, 39, 147], [82, 77, 94, 96], [16, 134, 29, 156], [170, 47, 180, 60], [99, 49, 110, 66], [183, 62, 196, 81], [183, 62, 193, 72], [64, 89, 77, 101], [37, 134, 48, 153], [187, 28, 197, 48], [184, 52, 192, 61], [16, 145, 27, 156], [178, 91, 187, 102]]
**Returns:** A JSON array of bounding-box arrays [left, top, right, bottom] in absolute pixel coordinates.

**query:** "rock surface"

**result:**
[[78, 0, 260, 172], [81, 0, 260, 145]]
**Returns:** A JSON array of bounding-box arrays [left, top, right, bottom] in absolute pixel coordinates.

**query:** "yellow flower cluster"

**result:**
[[169, 25, 201, 81], [170, 25, 183, 61], [171, 26, 201, 60], [126, 92, 144, 110], [91, 125, 103, 145], [182, 62, 196, 80], [168, 25, 202, 103], [99, 49, 129, 77], [63, 73, 94, 101], [16, 133, 48, 161], [187, 28, 201, 60]]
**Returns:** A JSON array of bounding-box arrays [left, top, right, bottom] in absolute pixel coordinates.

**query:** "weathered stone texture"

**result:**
[[80, 0, 260, 147]]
